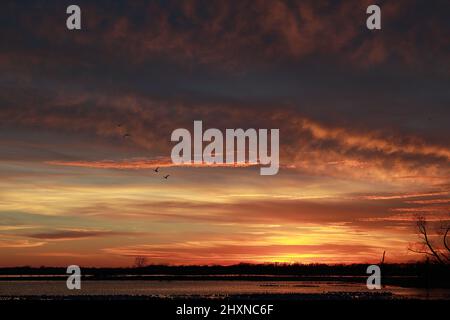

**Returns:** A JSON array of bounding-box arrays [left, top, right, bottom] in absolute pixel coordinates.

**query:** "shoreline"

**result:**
[[0, 275, 444, 289]]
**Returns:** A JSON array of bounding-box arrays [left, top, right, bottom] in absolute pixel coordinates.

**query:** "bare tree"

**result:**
[[444, 225, 450, 253], [134, 256, 148, 268], [409, 215, 450, 264]]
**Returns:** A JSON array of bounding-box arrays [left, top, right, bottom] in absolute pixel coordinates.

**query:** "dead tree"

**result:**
[[133, 256, 148, 268], [409, 215, 449, 264]]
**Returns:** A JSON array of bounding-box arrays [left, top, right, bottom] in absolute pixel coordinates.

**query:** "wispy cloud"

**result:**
[[46, 157, 258, 170], [0, 238, 46, 248], [25, 229, 136, 241]]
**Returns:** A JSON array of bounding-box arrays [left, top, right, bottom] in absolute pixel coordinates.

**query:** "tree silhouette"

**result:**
[[133, 256, 148, 268], [409, 215, 450, 264]]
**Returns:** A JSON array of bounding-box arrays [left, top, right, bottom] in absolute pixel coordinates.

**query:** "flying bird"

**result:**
[[153, 167, 159, 173], [123, 133, 131, 138], [163, 175, 170, 179]]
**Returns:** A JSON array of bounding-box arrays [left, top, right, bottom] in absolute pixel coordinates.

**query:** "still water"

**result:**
[[0, 280, 449, 299]]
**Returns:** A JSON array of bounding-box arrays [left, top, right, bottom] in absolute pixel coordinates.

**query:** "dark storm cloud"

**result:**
[[1, 0, 449, 144], [0, 1, 449, 194], [2, 0, 448, 68]]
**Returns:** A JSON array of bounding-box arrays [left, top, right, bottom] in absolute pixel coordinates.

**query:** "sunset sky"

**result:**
[[0, 0, 449, 267]]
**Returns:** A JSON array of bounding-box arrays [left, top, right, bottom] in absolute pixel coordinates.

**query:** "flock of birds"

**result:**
[[117, 123, 170, 180], [154, 166, 170, 179]]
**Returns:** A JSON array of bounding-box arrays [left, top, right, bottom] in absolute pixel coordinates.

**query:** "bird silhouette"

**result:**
[[123, 133, 131, 138], [163, 175, 170, 179], [153, 167, 159, 173], [117, 123, 123, 128]]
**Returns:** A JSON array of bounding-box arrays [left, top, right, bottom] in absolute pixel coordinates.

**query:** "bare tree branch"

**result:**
[[413, 216, 446, 264], [408, 248, 435, 257], [443, 227, 450, 261], [444, 227, 449, 253]]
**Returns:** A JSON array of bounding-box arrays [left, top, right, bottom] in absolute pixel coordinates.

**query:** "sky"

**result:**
[[0, 0, 449, 267]]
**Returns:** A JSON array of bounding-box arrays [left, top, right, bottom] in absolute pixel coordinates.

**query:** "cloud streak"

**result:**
[[46, 158, 258, 170]]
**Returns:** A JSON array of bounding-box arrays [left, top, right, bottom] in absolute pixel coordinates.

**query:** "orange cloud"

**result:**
[[362, 191, 449, 200], [0, 238, 46, 248], [296, 118, 450, 160], [10, 91, 443, 187], [46, 158, 258, 170]]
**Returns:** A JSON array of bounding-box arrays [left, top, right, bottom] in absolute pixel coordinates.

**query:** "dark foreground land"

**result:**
[[1, 295, 448, 320], [1, 263, 449, 319]]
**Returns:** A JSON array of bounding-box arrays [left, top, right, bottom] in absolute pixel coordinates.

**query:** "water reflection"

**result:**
[[0, 280, 449, 300]]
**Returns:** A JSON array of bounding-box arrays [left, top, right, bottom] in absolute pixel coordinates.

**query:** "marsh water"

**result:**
[[0, 280, 449, 299]]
